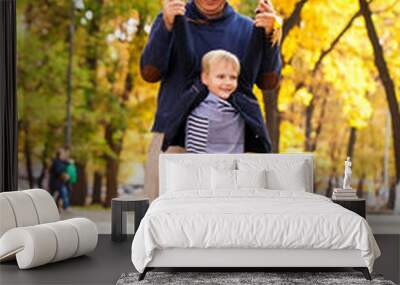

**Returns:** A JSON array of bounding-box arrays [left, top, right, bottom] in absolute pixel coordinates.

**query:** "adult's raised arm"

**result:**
[[256, 42, 282, 90], [254, 0, 282, 90], [140, 0, 186, 83]]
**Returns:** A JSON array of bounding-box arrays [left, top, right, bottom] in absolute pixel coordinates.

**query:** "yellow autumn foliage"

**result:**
[[280, 121, 304, 153], [295, 87, 313, 107]]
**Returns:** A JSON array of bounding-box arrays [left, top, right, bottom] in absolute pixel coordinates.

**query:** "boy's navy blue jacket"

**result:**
[[161, 79, 272, 153], [140, 1, 282, 133]]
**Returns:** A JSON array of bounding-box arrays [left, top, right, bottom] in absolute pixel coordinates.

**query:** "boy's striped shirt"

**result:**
[[185, 93, 244, 154]]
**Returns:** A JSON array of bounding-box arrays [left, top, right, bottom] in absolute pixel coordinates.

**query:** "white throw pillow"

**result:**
[[211, 169, 268, 191], [265, 165, 306, 191], [238, 159, 308, 191], [167, 162, 212, 191], [211, 168, 236, 190], [236, 169, 267, 189], [165, 158, 236, 192]]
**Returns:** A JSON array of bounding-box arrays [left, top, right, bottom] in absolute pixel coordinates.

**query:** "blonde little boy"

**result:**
[[185, 50, 245, 153]]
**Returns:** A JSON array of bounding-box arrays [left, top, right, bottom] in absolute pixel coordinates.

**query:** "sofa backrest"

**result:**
[[159, 153, 314, 195], [0, 189, 60, 237]]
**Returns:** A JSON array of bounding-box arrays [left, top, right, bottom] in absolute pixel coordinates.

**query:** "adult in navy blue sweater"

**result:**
[[162, 15, 272, 153], [141, 0, 282, 201]]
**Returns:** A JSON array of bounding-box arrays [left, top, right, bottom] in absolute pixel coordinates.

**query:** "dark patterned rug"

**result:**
[[116, 271, 396, 285]]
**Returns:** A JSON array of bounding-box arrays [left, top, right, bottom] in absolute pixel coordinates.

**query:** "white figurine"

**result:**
[[343, 157, 352, 190]]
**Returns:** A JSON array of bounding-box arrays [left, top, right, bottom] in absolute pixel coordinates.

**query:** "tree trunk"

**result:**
[[310, 95, 327, 152], [357, 173, 366, 198], [65, 0, 75, 147], [92, 171, 102, 204], [387, 181, 396, 210], [304, 97, 315, 152], [37, 137, 49, 188], [85, 0, 103, 109], [347, 127, 357, 159], [327, 137, 340, 196], [263, 89, 280, 152], [23, 122, 34, 188], [281, 0, 309, 46], [103, 123, 126, 207], [102, 122, 125, 207], [37, 160, 47, 189], [326, 173, 335, 198], [70, 162, 87, 206], [394, 182, 400, 213], [359, 0, 400, 183], [104, 153, 119, 208]]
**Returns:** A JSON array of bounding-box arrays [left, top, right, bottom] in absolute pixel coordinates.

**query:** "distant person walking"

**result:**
[[49, 147, 73, 210]]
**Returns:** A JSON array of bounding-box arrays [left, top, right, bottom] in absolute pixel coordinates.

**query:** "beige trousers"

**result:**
[[143, 132, 185, 202]]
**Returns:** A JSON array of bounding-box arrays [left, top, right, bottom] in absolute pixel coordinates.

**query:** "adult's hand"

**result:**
[[163, 0, 186, 32], [254, 0, 280, 35]]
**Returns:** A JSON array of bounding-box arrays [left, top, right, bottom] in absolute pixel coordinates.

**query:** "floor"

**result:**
[[1, 235, 399, 285], [0, 235, 134, 285]]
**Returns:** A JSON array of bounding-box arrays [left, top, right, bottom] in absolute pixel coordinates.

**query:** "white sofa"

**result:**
[[0, 189, 98, 269]]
